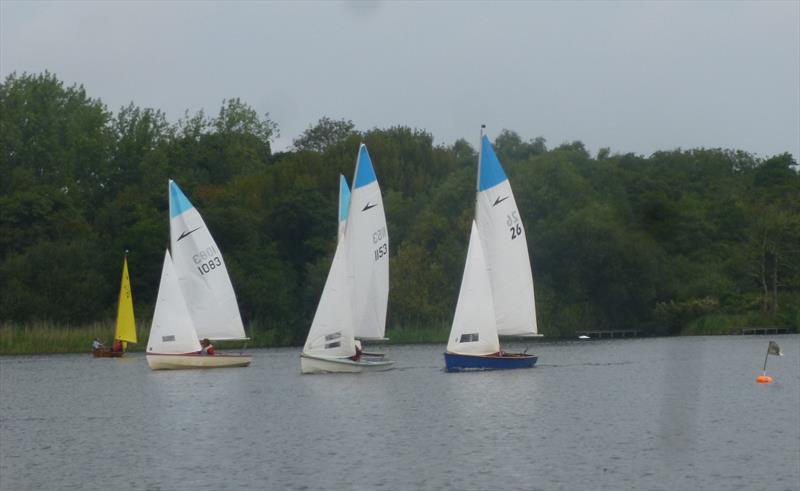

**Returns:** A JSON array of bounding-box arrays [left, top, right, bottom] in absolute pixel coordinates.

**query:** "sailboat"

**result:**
[[93, 254, 138, 357], [145, 180, 251, 370], [444, 128, 539, 371], [300, 145, 394, 373]]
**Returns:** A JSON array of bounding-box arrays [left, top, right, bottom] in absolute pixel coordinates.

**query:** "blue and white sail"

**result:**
[[447, 221, 501, 355], [168, 180, 247, 341], [474, 134, 538, 336], [345, 144, 389, 341], [338, 174, 351, 242]]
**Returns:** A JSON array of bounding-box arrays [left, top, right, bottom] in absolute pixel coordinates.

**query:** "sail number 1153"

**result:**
[[373, 227, 388, 262]]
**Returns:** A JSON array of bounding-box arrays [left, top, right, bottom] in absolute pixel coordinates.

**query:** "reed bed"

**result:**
[[0, 321, 271, 355], [0, 321, 147, 355], [386, 322, 450, 344]]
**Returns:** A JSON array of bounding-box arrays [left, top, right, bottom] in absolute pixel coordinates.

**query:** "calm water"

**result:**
[[1, 335, 798, 491]]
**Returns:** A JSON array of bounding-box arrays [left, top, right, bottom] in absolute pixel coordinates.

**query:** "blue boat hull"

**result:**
[[444, 352, 537, 372]]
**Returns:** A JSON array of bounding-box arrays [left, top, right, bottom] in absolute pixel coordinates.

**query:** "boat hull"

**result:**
[[92, 349, 124, 358], [444, 351, 537, 372], [300, 353, 395, 374], [146, 353, 251, 370]]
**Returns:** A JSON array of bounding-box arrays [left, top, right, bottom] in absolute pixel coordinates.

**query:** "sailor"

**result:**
[[200, 338, 216, 356], [350, 342, 362, 362], [92, 338, 105, 351]]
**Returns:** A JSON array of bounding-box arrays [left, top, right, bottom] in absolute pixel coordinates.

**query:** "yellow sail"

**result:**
[[114, 256, 137, 344]]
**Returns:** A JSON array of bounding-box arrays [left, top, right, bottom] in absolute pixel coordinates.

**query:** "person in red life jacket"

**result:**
[[111, 339, 123, 353], [200, 338, 216, 356]]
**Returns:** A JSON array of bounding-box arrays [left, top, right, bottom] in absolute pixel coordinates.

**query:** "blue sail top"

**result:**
[[478, 135, 509, 192], [169, 180, 195, 218], [353, 144, 377, 189], [339, 175, 351, 223]]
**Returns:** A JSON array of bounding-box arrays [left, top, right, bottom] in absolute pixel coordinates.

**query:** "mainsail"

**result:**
[[474, 135, 538, 336], [168, 180, 247, 341], [114, 255, 137, 345], [345, 145, 389, 341]]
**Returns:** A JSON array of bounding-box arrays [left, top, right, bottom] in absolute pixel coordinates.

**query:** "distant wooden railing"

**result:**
[[739, 327, 790, 335], [574, 330, 640, 339]]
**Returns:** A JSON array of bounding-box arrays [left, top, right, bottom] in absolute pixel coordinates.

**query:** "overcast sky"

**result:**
[[2, 1, 798, 159]]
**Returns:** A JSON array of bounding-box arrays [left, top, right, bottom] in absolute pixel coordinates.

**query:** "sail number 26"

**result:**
[[193, 245, 221, 275], [507, 211, 522, 240]]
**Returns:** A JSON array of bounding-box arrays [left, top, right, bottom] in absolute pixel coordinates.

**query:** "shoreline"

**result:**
[[1, 323, 795, 356]]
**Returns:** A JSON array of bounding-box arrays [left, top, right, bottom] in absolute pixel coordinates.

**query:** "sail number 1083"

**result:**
[[193, 245, 221, 275]]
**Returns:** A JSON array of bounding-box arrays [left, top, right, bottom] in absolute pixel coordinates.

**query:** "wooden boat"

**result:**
[[93, 254, 138, 358], [92, 349, 124, 358], [444, 128, 539, 372]]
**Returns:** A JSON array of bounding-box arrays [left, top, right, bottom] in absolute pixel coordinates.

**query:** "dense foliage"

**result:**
[[1, 72, 798, 343]]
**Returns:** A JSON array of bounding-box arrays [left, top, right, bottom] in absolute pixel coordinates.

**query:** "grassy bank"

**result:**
[[8, 316, 796, 355], [0, 321, 301, 355], [681, 312, 798, 336], [0, 321, 454, 355], [386, 322, 450, 344]]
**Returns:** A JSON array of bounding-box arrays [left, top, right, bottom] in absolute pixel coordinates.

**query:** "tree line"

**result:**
[[1, 72, 798, 343]]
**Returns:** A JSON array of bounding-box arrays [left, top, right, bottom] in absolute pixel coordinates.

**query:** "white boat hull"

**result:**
[[146, 353, 251, 370], [300, 353, 395, 374]]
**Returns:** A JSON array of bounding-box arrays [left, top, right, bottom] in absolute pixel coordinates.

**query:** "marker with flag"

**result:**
[[756, 341, 783, 384]]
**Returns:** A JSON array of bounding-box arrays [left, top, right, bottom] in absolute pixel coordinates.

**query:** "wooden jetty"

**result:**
[[575, 330, 640, 339]]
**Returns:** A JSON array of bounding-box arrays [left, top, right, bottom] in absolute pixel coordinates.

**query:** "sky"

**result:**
[[1, 1, 798, 159]]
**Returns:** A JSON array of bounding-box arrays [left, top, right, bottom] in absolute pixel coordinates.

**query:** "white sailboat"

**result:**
[[300, 146, 394, 373], [146, 251, 250, 369], [444, 128, 538, 371], [145, 180, 251, 370]]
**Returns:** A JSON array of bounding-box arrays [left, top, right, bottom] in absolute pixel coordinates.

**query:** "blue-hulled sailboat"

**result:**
[[444, 127, 539, 372]]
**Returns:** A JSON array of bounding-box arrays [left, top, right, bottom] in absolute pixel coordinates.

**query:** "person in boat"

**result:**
[[350, 343, 362, 362], [200, 338, 216, 356], [111, 339, 123, 353], [92, 338, 105, 351]]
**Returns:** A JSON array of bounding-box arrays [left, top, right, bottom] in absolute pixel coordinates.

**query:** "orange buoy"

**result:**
[[756, 375, 773, 384]]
